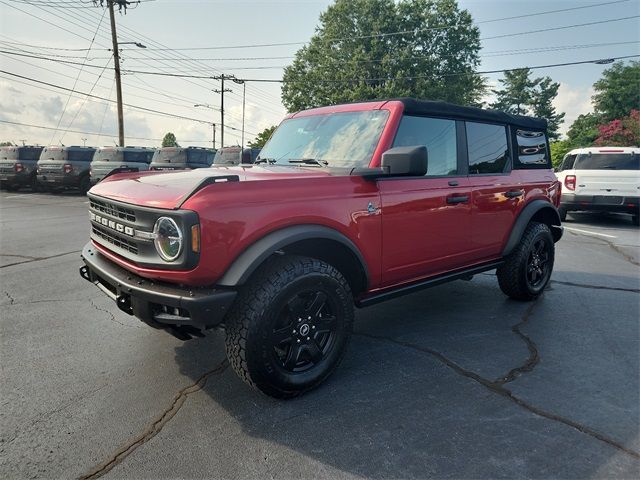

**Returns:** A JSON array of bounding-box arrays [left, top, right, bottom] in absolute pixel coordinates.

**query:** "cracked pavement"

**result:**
[[1, 192, 638, 479]]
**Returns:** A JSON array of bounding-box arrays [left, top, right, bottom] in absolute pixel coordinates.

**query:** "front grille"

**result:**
[[90, 198, 136, 222], [92, 224, 138, 254]]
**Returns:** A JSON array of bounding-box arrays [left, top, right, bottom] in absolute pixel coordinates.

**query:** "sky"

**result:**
[[0, 0, 638, 148]]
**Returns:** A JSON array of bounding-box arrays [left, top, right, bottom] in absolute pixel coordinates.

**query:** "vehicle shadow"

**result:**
[[565, 211, 638, 228], [173, 275, 639, 478]]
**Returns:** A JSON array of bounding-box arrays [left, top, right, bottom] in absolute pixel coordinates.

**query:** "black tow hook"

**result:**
[[79, 265, 91, 282], [116, 295, 133, 314]]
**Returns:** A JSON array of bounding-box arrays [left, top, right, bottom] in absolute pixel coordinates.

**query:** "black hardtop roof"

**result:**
[[394, 98, 547, 130], [0, 145, 43, 149]]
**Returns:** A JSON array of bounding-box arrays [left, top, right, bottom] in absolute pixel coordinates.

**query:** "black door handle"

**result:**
[[447, 195, 469, 204], [504, 190, 524, 198], [448, 180, 459, 187]]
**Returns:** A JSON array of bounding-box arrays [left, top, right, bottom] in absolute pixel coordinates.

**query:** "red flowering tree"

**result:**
[[595, 109, 640, 146]]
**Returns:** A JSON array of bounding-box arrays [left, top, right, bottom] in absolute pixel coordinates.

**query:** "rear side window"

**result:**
[[392, 116, 458, 176], [575, 153, 639, 170], [514, 130, 549, 168], [559, 154, 577, 171], [466, 122, 509, 175]]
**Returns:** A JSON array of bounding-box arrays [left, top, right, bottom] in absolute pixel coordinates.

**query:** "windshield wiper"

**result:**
[[254, 157, 276, 164], [288, 158, 328, 167]]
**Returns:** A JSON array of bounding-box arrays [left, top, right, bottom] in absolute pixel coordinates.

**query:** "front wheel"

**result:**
[[497, 222, 554, 301], [225, 255, 354, 398]]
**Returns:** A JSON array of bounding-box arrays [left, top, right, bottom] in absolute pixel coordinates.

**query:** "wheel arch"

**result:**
[[217, 225, 370, 295], [502, 200, 563, 257]]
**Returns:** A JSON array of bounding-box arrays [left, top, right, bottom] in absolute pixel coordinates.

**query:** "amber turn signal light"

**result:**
[[191, 225, 200, 253]]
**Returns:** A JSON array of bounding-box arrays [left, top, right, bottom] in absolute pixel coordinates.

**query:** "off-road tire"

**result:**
[[558, 206, 568, 222], [497, 222, 554, 301], [225, 255, 354, 399]]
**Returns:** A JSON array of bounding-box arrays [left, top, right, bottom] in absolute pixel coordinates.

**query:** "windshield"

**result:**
[[258, 110, 390, 168], [575, 153, 639, 170]]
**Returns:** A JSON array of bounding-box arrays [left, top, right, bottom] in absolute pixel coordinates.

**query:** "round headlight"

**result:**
[[153, 217, 183, 261]]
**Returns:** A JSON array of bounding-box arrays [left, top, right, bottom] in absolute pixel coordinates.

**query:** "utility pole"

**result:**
[[213, 74, 233, 148], [107, 0, 125, 147]]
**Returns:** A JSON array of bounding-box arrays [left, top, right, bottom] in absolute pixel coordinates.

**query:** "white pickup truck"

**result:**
[[556, 147, 640, 225]]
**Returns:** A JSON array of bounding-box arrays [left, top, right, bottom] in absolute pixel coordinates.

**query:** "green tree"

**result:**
[[530, 77, 565, 141], [490, 68, 536, 115], [281, 0, 485, 112], [566, 113, 601, 147], [248, 125, 277, 149], [490, 69, 564, 139], [550, 140, 573, 169], [161, 132, 179, 147], [592, 61, 640, 122]]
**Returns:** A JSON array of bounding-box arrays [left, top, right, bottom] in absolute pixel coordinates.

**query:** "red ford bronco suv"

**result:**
[[79, 99, 563, 398]]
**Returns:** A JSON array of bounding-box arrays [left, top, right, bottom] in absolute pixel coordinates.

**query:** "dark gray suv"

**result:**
[[0, 145, 44, 191], [149, 146, 215, 171], [37, 146, 97, 194]]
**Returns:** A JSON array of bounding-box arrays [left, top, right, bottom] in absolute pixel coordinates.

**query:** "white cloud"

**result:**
[[553, 83, 594, 137]]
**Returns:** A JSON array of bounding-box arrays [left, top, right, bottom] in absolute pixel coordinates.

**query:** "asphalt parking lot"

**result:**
[[1, 190, 638, 479]]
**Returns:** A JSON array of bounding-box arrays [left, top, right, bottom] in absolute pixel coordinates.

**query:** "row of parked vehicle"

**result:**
[[0, 145, 261, 194]]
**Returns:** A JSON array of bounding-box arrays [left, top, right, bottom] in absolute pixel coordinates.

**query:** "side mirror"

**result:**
[[381, 146, 428, 176]]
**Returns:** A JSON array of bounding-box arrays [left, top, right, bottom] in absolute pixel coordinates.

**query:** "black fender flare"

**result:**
[[502, 200, 562, 257], [217, 224, 370, 287]]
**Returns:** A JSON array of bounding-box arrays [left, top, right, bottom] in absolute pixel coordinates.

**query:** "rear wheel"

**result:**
[[497, 222, 554, 301], [225, 255, 353, 398]]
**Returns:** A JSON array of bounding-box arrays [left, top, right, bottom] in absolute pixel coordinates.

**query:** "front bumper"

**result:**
[[79, 243, 237, 336], [561, 194, 639, 214]]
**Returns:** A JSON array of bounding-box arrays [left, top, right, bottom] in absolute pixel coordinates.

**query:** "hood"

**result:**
[[88, 164, 335, 209]]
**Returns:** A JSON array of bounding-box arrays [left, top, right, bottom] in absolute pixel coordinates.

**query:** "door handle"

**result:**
[[447, 194, 469, 204], [448, 180, 459, 187], [504, 190, 524, 198]]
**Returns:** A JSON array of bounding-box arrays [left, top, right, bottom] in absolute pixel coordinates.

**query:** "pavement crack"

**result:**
[[4, 290, 15, 304], [566, 230, 639, 267], [0, 250, 81, 269], [356, 332, 640, 460], [551, 280, 639, 294], [89, 299, 141, 329], [495, 302, 539, 385], [78, 360, 229, 480]]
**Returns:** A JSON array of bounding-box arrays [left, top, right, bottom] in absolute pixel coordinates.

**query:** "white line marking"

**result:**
[[564, 226, 617, 239]]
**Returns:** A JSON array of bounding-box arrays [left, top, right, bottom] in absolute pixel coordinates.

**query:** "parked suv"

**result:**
[[90, 146, 156, 186], [37, 146, 97, 194], [0, 145, 43, 191], [149, 146, 215, 171], [212, 146, 259, 165], [79, 99, 563, 398], [556, 147, 639, 224]]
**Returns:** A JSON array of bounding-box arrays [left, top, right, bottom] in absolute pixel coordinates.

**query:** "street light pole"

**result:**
[[233, 78, 246, 148], [194, 104, 217, 149]]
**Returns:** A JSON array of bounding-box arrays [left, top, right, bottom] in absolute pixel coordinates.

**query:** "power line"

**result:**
[[0, 69, 215, 125], [107, 1, 634, 51]]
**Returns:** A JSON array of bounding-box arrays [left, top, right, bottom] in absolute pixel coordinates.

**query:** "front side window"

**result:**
[[466, 122, 509, 175], [258, 110, 390, 168], [515, 130, 549, 168], [574, 153, 639, 170], [392, 116, 458, 176]]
